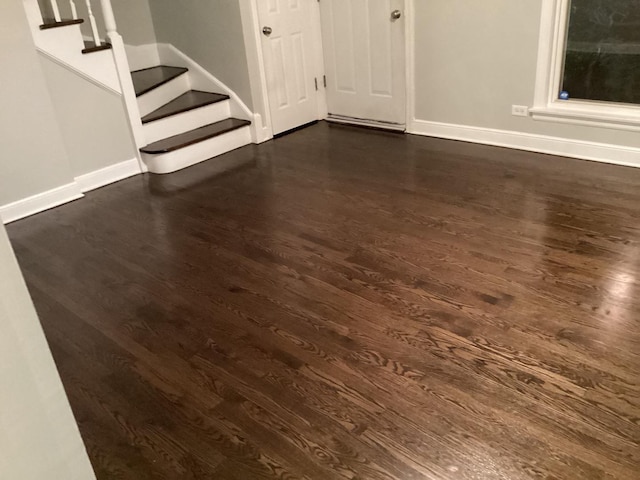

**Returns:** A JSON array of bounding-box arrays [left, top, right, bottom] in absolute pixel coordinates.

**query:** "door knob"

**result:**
[[391, 10, 402, 20], [263, 26, 273, 36]]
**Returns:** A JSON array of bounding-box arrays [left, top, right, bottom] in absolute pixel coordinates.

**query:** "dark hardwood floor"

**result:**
[[7, 122, 640, 479]]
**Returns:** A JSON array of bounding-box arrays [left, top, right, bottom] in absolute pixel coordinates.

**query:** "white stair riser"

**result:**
[[142, 127, 252, 174], [137, 74, 190, 117], [143, 100, 231, 144]]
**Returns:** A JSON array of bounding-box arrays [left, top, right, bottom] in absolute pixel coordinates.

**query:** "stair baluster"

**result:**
[[84, 0, 101, 46], [49, 0, 62, 21], [69, 0, 78, 20]]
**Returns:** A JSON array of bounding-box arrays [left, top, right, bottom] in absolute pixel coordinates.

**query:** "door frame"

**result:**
[[239, 0, 415, 138]]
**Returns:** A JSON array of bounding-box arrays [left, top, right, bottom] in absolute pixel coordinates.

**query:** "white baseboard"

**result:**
[[0, 183, 84, 225], [74, 158, 142, 193], [1, 159, 142, 224], [408, 119, 640, 168], [251, 113, 271, 144]]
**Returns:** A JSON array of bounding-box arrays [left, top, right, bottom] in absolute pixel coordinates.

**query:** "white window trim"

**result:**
[[531, 0, 640, 131]]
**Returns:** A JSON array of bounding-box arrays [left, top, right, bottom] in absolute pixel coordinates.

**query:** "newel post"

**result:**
[[99, 0, 118, 36], [98, 0, 146, 167]]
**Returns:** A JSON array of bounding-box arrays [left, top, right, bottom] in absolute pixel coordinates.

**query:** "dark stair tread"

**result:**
[[40, 18, 84, 29], [82, 41, 112, 54], [131, 66, 188, 97], [141, 118, 251, 154], [142, 90, 230, 124]]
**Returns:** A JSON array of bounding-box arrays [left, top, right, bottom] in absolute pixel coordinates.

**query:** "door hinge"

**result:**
[[315, 78, 318, 91], [323, 75, 327, 88]]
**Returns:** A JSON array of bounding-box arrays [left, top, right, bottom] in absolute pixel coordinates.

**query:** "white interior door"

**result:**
[[257, 0, 323, 135], [320, 0, 406, 128]]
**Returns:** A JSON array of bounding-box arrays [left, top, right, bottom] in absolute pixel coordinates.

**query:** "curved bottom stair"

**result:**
[[141, 118, 251, 174], [132, 65, 252, 174]]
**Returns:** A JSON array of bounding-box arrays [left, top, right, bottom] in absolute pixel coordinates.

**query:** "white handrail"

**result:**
[[84, 0, 101, 46]]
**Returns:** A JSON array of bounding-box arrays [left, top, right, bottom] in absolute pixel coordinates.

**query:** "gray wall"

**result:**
[[148, 0, 254, 109], [71, 0, 157, 46], [111, 0, 157, 45], [0, 222, 96, 480], [0, 0, 75, 206], [413, 0, 640, 148], [39, 56, 138, 177]]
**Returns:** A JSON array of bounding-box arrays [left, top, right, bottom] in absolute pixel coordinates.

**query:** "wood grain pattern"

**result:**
[[7, 122, 640, 479]]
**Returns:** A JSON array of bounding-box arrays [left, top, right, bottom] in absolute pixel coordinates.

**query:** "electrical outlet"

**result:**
[[512, 105, 529, 117]]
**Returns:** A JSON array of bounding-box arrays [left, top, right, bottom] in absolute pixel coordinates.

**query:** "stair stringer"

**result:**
[[156, 43, 269, 144], [22, 0, 121, 93]]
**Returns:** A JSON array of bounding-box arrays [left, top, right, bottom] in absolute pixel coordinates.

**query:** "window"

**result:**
[[531, 0, 640, 131], [562, 0, 640, 105]]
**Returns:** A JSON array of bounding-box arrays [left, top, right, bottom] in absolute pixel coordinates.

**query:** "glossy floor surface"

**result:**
[[8, 123, 640, 479]]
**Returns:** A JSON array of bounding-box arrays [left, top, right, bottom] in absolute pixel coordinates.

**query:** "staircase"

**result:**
[[132, 65, 252, 174], [22, 0, 121, 92], [23, 0, 255, 175]]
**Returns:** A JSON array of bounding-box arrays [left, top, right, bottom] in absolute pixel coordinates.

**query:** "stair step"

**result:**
[[141, 90, 230, 124], [131, 66, 188, 97], [82, 41, 112, 54], [141, 118, 251, 154], [40, 18, 84, 30]]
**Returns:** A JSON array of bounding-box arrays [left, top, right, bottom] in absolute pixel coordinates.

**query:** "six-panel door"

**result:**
[[320, 0, 406, 127], [258, 0, 322, 135]]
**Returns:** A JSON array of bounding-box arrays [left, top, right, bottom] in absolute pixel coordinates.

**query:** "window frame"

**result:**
[[531, 0, 640, 131]]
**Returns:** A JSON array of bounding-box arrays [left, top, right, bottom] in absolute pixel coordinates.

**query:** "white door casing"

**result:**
[[320, 0, 406, 128], [257, 0, 323, 135]]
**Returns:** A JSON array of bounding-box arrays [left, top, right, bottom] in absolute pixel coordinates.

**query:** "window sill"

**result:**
[[530, 103, 640, 132]]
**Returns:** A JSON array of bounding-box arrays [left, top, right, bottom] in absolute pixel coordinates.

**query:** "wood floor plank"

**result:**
[[7, 122, 640, 479]]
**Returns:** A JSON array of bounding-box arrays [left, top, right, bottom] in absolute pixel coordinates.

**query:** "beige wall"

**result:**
[[39, 56, 138, 177], [148, 0, 254, 109], [0, 0, 75, 206], [0, 222, 95, 480], [413, 0, 640, 148]]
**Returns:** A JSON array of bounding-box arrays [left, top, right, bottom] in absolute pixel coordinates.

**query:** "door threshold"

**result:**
[[326, 115, 405, 132], [273, 121, 318, 139]]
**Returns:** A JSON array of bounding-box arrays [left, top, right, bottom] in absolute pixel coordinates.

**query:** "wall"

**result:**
[[0, 0, 75, 207], [412, 0, 640, 149], [71, 0, 157, 46], [148, 0, 254, 109], [111, 0, 157, 45], [0, 222, 95, 480], [39, 56, 137, 177]]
